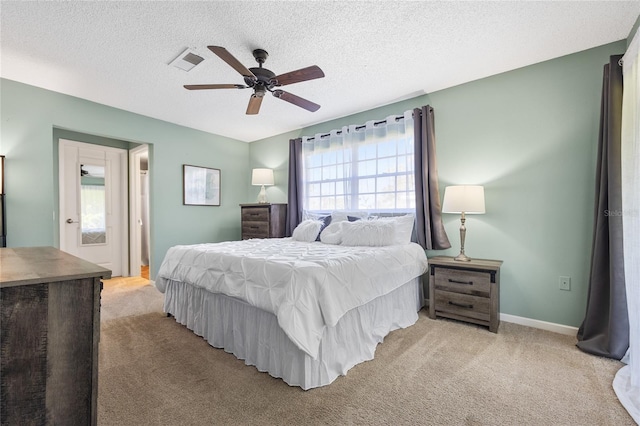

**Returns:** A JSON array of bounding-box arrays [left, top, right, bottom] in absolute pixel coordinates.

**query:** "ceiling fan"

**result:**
[[184, 46, 325, 115]]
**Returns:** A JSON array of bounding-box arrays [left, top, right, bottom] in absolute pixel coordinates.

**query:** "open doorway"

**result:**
[[129, 145, 151, 279]]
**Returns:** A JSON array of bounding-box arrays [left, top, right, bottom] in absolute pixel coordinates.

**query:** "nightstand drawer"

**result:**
[[434, 268, 491, 297], [435, 290, 490, 322], [241, 221, 269, 238], [242, 208, 269, 222]]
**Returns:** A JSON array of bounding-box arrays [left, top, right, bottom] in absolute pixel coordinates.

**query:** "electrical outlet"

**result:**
[[559, 276, 571, 291]]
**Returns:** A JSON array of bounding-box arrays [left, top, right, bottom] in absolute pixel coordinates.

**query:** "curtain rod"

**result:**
[[304, 111, 417, 142]]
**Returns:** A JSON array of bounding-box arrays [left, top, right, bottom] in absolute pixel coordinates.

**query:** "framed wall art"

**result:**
[[183, 164, 220, 206]]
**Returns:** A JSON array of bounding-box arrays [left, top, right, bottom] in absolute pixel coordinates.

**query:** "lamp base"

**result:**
[[454, 213, 471, 261], [454, 252, 471, 262], [256, 185, 268, 204]]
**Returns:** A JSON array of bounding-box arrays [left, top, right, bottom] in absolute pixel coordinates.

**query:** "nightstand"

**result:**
[[240, 203, 287, 239], [428, 256, 502, 333]]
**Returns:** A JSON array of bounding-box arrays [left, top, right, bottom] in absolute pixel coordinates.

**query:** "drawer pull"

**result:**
[[448, 301, 473, 309], [448, 278, 473, 285]]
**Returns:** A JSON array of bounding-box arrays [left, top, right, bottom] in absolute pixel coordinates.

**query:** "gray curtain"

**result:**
[[577, 55, 628, 360], [413, 106, 451, 250], [286, 138, 304, 237]]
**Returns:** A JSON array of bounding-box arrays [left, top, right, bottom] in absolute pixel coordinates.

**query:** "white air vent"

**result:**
[[169, 48, 204, 72]]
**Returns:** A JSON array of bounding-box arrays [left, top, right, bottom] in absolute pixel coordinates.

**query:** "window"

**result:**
[[81, 184, 106, 233], [302, 112, 415, 213]]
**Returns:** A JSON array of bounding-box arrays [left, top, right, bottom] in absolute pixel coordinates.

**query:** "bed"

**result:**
[[156, 216, 428, 390]]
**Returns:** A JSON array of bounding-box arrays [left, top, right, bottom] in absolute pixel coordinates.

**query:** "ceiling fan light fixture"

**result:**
[[170, 48, 204, 72]]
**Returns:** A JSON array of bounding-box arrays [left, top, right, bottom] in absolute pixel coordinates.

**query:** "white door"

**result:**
[[59, 139, 128, 276], [128, 144, 150, 278]]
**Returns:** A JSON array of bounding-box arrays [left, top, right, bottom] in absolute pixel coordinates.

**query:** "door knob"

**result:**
[[66, 218, 78, 224]]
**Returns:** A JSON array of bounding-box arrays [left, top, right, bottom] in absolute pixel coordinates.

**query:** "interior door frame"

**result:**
[[129, 144, 150, 279], [58, 139, 129, 276]]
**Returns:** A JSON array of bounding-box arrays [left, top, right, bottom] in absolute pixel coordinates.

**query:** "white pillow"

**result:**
[[340, 220, 396, 247], [291, 220, 323, 242], [320, 221, 344, 245], [372, 214, 415, 244]]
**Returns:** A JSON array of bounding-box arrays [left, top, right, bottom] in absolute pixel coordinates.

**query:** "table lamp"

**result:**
[[252, 168, 274, 203], [442, 185, 485, 261]]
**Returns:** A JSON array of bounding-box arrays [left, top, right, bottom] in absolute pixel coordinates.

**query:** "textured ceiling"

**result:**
[[1, 1, 639, 142]]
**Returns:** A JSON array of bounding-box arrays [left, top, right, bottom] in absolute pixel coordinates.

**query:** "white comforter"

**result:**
[[156, 238, 428, 359]]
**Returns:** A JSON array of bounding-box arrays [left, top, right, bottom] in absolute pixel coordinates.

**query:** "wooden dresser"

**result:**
[[0, 247, 111, 426], [428, 256, 502, 333], [240, 203, 287, 239]]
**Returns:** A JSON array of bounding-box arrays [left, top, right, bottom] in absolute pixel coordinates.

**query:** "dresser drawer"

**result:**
[[242, 207, 269, 222], [434, 267, 491, 297], [241, 221, 269, 238], [435, 290, 490, 322]]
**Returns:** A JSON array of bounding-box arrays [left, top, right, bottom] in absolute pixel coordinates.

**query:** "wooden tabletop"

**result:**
[[428, 255, 503, 271], [0, 246, 112, 288]]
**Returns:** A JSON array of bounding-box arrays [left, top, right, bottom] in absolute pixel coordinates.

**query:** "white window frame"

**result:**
[[302, 119, 415, 214]]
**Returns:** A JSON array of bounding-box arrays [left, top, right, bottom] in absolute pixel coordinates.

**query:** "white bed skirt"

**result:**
[[163, 278, 423, 390]]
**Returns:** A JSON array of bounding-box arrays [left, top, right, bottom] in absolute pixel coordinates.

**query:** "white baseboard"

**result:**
[[500, 313, 579, 336]]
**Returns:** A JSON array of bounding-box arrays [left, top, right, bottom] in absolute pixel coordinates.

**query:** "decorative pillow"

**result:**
[[371, 214, 415, 244], [319, 221, 344, 245], [300, 212, 332, 241], [315, 215, 332, 241], [340, 219, 396, 247], [291, 219, 324, 242]]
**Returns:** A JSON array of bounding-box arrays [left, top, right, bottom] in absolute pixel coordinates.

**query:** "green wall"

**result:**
[[249, 40, 627, 327], [0, 79, 249, 279]]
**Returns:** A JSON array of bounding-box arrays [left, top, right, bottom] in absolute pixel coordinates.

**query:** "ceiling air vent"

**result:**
[[170, 48, 204, 72]]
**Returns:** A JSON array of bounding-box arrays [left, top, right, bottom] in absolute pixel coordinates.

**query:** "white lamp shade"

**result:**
[[251, 168, 274, 186], [442, 185, 485, 214]]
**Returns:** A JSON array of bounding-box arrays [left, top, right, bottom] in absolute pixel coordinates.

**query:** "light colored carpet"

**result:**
[[97, 286, 634, 425], [100, 276, 164, 322]]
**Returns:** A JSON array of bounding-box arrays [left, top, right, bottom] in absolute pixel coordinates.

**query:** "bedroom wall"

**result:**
[[248, 40, 627, 328], [0, 79, 249, 279]]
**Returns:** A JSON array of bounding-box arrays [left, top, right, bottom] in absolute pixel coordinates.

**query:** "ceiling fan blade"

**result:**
[[272, 90, 320, 112], [208, 46, 256, 79], [246, 94, 264, 115], [184, 84, 247, 90], [272, 65, 325, 87]]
